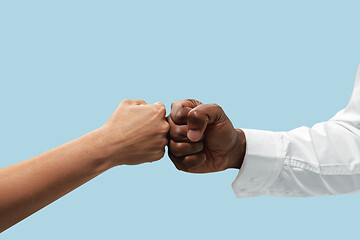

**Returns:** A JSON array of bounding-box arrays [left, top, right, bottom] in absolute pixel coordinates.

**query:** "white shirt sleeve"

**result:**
[[232, 65, 360, 197]]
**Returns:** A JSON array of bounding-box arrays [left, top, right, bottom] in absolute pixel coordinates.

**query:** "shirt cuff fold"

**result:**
[[232, 129, 285, 198]]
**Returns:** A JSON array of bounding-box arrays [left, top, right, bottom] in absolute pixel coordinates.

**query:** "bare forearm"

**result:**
[[0, 100, 168, 232], [0, 128, 113, 232]]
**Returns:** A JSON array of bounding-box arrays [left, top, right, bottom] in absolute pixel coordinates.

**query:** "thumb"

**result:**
[[187, 104, 226, 142]]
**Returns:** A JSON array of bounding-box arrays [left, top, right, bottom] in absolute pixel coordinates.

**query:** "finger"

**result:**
[[168, 140, 203, 157], [149, 102, 167, 118], [168, 117, 190, 142], [168, 151, 206, 171], [172, 107, 192, 125], [160, 121, 170, 136], [187, 104, 226, 142], [170, 99, 202, 125], [122, 99, 147, 105], [153, 102, 166, 108]]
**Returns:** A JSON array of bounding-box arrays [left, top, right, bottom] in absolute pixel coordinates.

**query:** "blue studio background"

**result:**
[[1, 1, 360, 239]]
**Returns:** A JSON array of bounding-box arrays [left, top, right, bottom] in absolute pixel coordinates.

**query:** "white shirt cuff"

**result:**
[[232, 129, 285, 198]]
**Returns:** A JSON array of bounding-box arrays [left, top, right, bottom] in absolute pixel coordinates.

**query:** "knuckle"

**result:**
[[186, 99, 200, 105], [210, 103, 223, 112], [153, 102, 165, 109], [156, 102, 166, 109], [155, 104, 166, 114], [171, 100, 182, 109], [157, 121, 169, 134], [174, 111, 184, 122], [121, 99, 131, 104], [176, 142, 186, 153], [175, 107, 189, 120], [188, 109, 200, 119], [162, 122, 170, 133], [169, 126, 187, 142], [173, 126, 184, 137], [159, 106, 166, 115], [170, 142, 186, 157], [138, 99, 147, 105]]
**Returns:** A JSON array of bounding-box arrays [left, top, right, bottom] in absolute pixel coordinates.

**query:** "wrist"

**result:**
[[83, 127, 120, 170], [227, 129, 246, 169]]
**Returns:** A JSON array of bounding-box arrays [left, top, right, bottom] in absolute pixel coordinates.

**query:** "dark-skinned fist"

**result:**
[[168, 99, 246, 173]]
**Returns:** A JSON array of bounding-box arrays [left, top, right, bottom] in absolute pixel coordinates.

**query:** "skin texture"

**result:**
[[168, 99, 246, 173], [0, 99, 169, 233]]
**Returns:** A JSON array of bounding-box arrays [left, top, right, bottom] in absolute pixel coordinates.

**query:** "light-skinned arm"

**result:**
[[0, 99, 169, 232]]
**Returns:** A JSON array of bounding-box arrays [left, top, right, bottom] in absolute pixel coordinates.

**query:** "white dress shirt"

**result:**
[[232, 65, 360, 197]]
